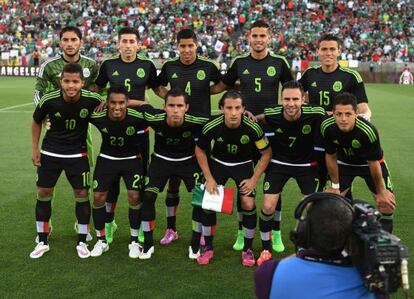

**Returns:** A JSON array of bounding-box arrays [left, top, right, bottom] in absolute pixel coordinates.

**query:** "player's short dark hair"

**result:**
[[281, 80, 304, 95], [165, 88, 188, 104], [60, 26, 82, 40], [307, 197, 353, 253], [333, 92, 358, 112], [317, 34, 342, 48], [177, 29, 197, 43], [107, 85, 129, 101], [251, 20, 270, 31], [118, 27, 140, 40], [218, 90, 245, 109], [61, 63, 84, 80]]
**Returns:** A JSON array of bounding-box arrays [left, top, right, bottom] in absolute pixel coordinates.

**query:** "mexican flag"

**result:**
[[192, 184, 234, 215]]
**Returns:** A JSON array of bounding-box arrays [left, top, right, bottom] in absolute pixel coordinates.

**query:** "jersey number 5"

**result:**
[[319, 91, 330, 106]]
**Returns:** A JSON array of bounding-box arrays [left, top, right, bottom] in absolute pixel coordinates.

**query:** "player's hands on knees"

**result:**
[[42, 116, 51, 130], [94, 101, 107, 112], [375, 190, 396, 211], [32, 148, 41, 167], [205, 178, 218, 195], [239, 178, 256, 196]]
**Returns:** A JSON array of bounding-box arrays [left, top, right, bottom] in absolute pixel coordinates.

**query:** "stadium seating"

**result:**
[[0, 0, 413, 65]]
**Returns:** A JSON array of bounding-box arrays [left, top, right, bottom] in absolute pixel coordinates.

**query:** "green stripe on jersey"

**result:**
[[302, 106, 326, 115], [81, 90, 103, 101], [269, 52, 290, 68], [197, 55, 220, 69], [202, 116, 224, 134], [229, 53, 250, 68], [339, 66, 363, 83], [355, 119, 377, 143], [243, 116, 263, 137], [39, 90, 61, 107], [128, 109, 144, 118], [320, 117, 335, 135], [264, 107, 282, 115], [90, 111, 107, 118], [185, 114, 209, 124], [144, 112, 165, 120]]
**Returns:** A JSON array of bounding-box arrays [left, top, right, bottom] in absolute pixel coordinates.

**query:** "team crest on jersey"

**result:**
[[267, 66, 276, 77], [136, 68, 146, 78], [83, 68, 91, 78], [263, 181, 270, 191], [302, 124, 311, 134], [197, 70, 206, 80], [79, 108, 89, 118], [352, 139, 361, 149], [126, 126, 135, 136], [182, 131, 191, 138], [240, 135, 250, 144], [333, 81, 343, 92]]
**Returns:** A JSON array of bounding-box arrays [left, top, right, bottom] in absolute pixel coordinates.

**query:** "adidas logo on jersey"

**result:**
[[242, 69, 250, 75], [216, 137, 224, 142], [112, 71, 120, 76], [311, 82, 317, 87], [172, 73, 178, 79], [276, 128, 283, 134], [333, 140, 339, 144], [54, 112, 61, 117], [101, 128, 108, 133]]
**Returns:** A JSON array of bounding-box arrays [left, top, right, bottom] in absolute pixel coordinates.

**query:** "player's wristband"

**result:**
[[331, 182, 340, 189]]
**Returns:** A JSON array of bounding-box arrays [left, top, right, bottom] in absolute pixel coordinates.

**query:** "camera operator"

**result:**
[[254, 192, 375, 299]]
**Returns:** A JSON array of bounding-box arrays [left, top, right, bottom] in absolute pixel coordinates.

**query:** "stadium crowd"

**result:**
[[1, 0, 414, 66]]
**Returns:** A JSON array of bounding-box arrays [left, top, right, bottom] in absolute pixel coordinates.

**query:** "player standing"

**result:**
[[299, 34, 371, 194], [155, 28, 222, 245], [94, 27, 160, 244], [32, 26, 98, 242], [212, 20, 293, 252], [30, 63, 102, 259]]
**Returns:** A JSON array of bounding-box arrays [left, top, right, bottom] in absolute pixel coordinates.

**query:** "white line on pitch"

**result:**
[[0, 110, 32, 113], [0, 102, 32, 111]]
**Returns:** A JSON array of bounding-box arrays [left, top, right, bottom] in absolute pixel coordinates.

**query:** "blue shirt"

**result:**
[[269, 257, 375, 299]]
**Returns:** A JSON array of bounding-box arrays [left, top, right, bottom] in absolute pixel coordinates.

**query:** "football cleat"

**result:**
[[30, 242, 50, 259], [160, 229, 178, 245], [76, 242, 91, 259], [90, 240, 109, 257]]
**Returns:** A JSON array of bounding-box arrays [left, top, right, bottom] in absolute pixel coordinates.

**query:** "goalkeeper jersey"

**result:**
[[33, 54, 98, 106]]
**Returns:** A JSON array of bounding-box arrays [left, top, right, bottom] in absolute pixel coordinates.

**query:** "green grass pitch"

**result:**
[[0, 77, 412, 298]]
